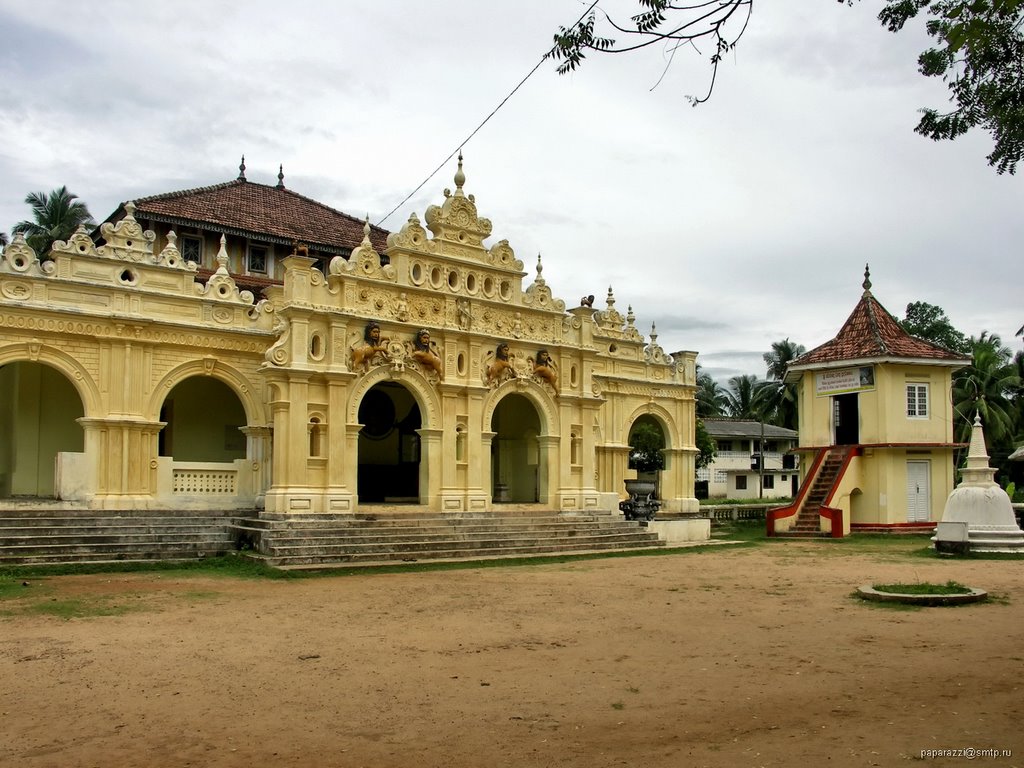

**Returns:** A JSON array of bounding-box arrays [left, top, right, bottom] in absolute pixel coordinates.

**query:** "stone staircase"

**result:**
[[0, 507, 238, 566], [234, 508, 666, 569], [778, 447, 851, 538]]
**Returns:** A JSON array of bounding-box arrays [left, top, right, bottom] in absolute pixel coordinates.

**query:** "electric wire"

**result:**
[[375, 1, 600, 228]]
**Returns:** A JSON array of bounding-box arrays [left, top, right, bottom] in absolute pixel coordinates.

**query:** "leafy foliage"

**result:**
[[696, 365, 729, 417], [952, 331, 1020, 445], [900, 301, 970, 353], [11, 186, 95, 257], [725, 374, 763, 419], [756, 338, 805, 429], [548, 0, 753, 104], [878, 0, 1024, 173], [628, 419, 666, 472], [695, 418, 717, 470], [549, 1, 1024, 172]]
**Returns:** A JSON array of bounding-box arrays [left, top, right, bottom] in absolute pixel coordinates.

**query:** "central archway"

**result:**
[[490, 393, 542, 503], [357, 382, 422, 503]]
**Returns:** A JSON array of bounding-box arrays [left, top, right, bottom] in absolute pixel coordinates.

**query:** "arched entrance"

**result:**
[[158, 377, 247, 461], [0, 361, 85, 497], [357, 382, 421, 503], [491, 393, 542, 503], [628, 415, 666, 496]]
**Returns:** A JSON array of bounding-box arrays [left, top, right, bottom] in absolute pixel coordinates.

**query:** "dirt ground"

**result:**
[[1, 539, 1022, 768]]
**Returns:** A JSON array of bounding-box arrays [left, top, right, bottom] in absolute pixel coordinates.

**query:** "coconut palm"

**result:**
[[12, 186, 95, 258], [757, 338, 806, 429], [696, 366, 729, 418], [725, 374, 763, 420], [763, 338, 806, 382], [952, 332, 1020, 446]]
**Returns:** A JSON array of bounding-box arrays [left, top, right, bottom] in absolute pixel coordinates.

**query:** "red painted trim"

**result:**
[[767, 448, 828, 536], [850, 522, 936, 530], [794, 443, 964, 452], [820, 506, 845, 538]]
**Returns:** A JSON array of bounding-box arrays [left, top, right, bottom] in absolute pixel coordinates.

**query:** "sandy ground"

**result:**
[[1, 539, 1022, 768]]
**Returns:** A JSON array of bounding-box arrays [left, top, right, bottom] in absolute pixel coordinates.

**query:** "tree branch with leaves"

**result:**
[[549, 0, 1024, 173]]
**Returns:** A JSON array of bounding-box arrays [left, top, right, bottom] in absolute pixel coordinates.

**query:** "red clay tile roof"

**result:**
[[113, 178, 390, 254], [794, 290, 969, 367]]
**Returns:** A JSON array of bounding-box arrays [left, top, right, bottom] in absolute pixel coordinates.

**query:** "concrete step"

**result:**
[[258, 537, 666, 568]]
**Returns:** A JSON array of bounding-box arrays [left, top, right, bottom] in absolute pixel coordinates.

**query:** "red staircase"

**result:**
[[769, 446, 857, 538]]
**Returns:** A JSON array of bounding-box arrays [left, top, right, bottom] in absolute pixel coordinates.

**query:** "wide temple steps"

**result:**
[[235, 508, 666, 569], [0, 508, 238, 566]]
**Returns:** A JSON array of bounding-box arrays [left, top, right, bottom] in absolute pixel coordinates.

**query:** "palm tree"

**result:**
[[696, 365, 728, 418], [757, 338, 805, 429], [725, 374, 763, 419], [763, 338, 806, 382], [12, 186, 95, 258], [952, 332, 1020, 446]]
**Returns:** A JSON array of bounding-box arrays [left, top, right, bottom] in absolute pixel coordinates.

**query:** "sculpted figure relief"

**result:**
[[351, 321, 388, 371], [486, 342, 516, 385], [532, 349, 558, 390], [412, 328, 443, 377]]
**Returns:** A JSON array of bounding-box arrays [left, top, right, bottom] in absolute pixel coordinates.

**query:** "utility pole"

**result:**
[[759, 419, 765, 499]]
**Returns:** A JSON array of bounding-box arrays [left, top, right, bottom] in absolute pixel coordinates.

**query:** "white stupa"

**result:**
[[934, 414, 1024, 554]]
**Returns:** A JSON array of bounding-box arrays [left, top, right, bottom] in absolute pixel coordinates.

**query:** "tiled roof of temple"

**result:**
[[107, 161, 389, 254], [792, 266, 969, 367]]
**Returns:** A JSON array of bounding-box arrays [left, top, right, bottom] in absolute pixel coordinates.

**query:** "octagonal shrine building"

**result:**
[[0, 160, 699, 520]]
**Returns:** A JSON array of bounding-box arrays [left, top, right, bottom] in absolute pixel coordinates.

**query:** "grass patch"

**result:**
[[24, 596, 146, 620], [871, 580, 971, 596], [0, 552, 293, 581]]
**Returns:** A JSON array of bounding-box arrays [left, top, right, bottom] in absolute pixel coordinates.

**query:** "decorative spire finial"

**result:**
[[606, 285, 616, 310], [536, 253, 544, 280], [862, 263, 872, 294], [238, 155, 246, 181], [216, 235, 229, 272], [650, 322, 658, 343], [454, 151, 466, 193], [363, 214, 371, 242], [276, 164, 285, 189], [626, 305, 635, 326]]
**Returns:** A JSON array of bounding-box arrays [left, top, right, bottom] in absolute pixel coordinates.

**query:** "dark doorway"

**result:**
[[358, 382, 421, 503], [833, 393, 859, 445]]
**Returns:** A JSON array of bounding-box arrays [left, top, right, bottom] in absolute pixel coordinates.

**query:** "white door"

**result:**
[[906, 461, 931, 522]]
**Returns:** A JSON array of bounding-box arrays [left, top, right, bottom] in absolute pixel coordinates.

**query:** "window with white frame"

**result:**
[[247, 245, 269, 274], [181, 235, 203, 264], [906, 383, 929, 418], [763, 475, 775, 489]]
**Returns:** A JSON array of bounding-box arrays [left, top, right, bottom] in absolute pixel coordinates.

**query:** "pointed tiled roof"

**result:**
[[108, 177, 390, 254], [790, 267, 969, 369]]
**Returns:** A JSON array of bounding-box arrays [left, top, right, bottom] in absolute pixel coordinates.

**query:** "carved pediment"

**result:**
[[330, 218, 396, 282]]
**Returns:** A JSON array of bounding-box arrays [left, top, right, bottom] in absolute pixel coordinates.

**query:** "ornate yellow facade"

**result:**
[[0, 163, 698, 517]]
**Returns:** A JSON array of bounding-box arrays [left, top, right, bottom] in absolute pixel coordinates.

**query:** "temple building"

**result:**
[[769, 267, 970, 536], [0, 160, 700, 520]]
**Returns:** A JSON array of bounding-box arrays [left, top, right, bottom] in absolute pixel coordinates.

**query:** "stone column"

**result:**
[[77, 417, 163, 509], [418, 427, 443, 510], [239, 425, 272, 509]]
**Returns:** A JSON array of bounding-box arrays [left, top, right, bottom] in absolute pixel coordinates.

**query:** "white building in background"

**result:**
[[698, 419, 799, 500]]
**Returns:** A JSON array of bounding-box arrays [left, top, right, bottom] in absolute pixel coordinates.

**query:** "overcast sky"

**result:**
[[1, 0, 1019, 381]]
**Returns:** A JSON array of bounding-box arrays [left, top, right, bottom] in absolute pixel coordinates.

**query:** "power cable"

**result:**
[[376, 1, 600, 228]]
